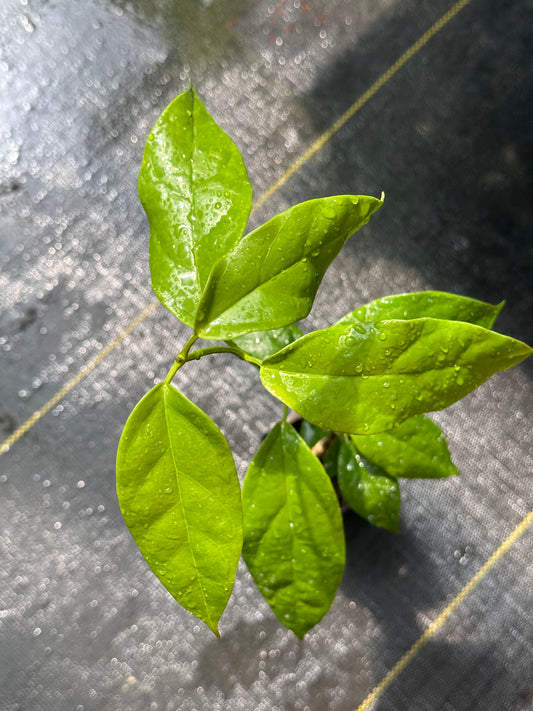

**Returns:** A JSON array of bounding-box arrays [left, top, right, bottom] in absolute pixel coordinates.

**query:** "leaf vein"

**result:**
[[163, 388, 212, 626]]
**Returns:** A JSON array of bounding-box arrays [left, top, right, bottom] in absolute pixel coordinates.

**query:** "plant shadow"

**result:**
[[298, 0, 533, 358]]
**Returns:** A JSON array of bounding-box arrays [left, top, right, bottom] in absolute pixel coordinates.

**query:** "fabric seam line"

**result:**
[[354, 510, 533, 711]]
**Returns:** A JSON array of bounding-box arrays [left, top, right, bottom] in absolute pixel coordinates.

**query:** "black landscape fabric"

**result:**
[[0, 1, 531, 710]]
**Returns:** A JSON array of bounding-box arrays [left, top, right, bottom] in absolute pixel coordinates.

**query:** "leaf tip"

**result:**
[[199, 611, 222, 637], [210, 624, 221, 638], [487, 299, 506, 328]]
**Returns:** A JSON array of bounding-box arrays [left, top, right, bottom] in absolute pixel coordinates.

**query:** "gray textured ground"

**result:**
[[1, 1, 531, 710]]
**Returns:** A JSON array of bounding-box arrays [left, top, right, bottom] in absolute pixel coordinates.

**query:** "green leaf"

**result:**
[[242, 421, 345, 638], [336, 291, 504, 329], [337, 440, 401, 532], [116, 384, 243, 635], [230, 324, 303, 360], [351, 415, 458, 479], [195, 195, 383, 339], [139, 87, 253, 327], [292, 420, 340, 478], [260, 318, 532, 434]]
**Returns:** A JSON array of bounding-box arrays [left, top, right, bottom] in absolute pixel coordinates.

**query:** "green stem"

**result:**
[[184, 345, 262, 368], [164, 333, 198, 384], [164, 338, 262, 385]]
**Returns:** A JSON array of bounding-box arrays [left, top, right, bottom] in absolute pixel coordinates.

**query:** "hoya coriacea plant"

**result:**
[[116, 87, 531, 638]]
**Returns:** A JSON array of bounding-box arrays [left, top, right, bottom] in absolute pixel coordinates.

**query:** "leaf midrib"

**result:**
[[356, 425, 453, 477], [263, 343, 523, 377], [264, 318, 530, 377], [188, 89, 201, 293], [162, 386, 213, 627], [200, 203, 350, 330], [263, 362, 473, 379], [280, 425, 298, 597]]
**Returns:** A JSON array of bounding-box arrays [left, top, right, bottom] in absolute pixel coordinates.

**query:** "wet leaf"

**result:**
[[195, 195, 383, 339], [336, 291, 504, 329], [230, 324, 303, 360], [242, 422, 345, 638], [351, 415, 458, 479], [260, 318, 532, 434], [139, 87, 252, 327], [116, 384, 242, 635], [337, 440, 401, 532]]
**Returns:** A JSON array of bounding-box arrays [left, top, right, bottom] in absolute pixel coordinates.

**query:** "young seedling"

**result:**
[[116, 86, 532, 638]]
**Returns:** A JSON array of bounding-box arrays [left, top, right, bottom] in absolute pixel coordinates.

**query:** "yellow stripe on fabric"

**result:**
[[355, 510, 533, 711], [0, 300, 159, 454], [0, 0, 472, 456], [254, 0, 473, 211]]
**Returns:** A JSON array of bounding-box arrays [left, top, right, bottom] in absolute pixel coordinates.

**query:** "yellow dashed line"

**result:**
[[254, 0, 473, 211], [1, 300, 159, 454], [355, 510, 533, 711]]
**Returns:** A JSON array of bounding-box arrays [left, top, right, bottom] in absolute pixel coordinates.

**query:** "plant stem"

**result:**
[[164, 333, 198, 384], [311, 432, 336, 459], [164, 338, 262, 385], [184, 345, 262, 368]]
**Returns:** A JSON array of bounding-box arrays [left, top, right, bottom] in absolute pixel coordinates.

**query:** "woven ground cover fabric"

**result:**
[[0, 1, 531, 709]]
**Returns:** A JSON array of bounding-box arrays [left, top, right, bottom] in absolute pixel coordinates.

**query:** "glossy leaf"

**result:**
[[336, 291, 504, 329], [195, 195, 383, 339], [242, 421, 345, 638], [294, 420, 340, 478], [139, 87, 252, 327], [116, 384, 242, 635], [337, 440, 401, 532], [260, 318, 532, 434], [230, 324, 303, 360], [351, 415, 458, 479]]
